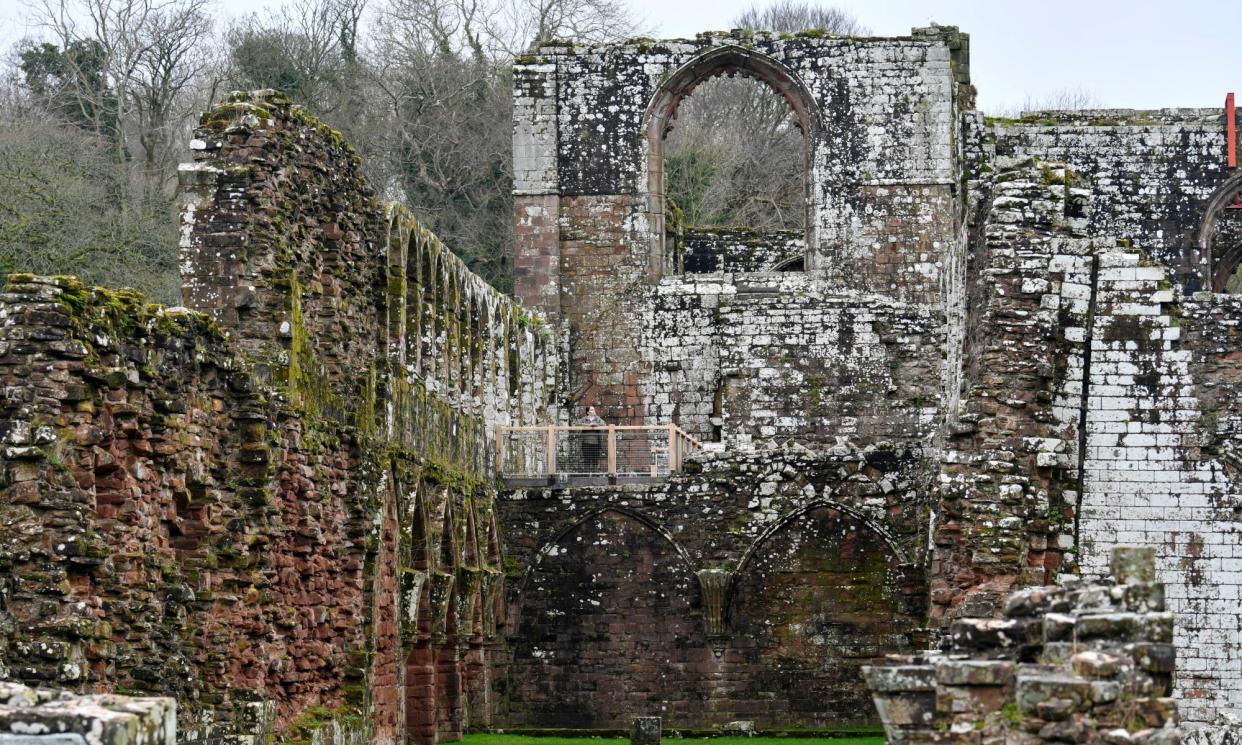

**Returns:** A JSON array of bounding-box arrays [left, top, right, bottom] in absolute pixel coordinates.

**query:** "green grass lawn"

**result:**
[[462, 735, 885, 745]]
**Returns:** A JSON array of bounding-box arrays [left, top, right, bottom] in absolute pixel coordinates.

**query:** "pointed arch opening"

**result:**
[[644, 46, 822, 276], [724, 501, 923, 729], [1200, 173, 1242, 293], [506, 507, 705, 728]]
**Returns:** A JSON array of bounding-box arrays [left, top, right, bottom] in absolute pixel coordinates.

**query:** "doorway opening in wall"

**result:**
[[661, 71, 809, 274]]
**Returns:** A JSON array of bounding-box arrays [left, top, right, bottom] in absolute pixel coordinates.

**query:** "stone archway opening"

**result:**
[[505, 508, 706, 729], [1197, 175, 1242, 292], [644, 47, 821, 276]]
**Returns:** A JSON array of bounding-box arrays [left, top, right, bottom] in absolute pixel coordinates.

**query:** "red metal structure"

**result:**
[[1228, 92, 1237, 169], [1229, 93, 1241, 211]]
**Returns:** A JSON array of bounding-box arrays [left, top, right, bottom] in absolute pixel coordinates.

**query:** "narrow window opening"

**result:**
[[662, 72, 808, 274]]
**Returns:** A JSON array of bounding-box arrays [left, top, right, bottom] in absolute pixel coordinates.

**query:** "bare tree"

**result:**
[[5, 0, 212, 300], [994, 86, 1103, 118], [664, 75, 805, 230], [0, 0, 642, 296], [364, 0, 642, 289], [663, 3, 867, 233], [490, 0, 642, 53], [734, 0, 868, 34], [224, 0, 353, 108], [0, 103, 181, 300], [131, 0, 213, 200]]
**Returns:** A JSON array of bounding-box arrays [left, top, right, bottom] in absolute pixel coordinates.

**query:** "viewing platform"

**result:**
[[496, 424, 704, 488]]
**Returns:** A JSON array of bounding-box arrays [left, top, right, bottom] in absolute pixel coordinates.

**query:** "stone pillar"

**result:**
[[512, 57, 561, 321], [631, 716, 661, 745]]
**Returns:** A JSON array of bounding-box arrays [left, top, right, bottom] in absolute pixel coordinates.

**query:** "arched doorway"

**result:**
[[643, 46, 822, 276]]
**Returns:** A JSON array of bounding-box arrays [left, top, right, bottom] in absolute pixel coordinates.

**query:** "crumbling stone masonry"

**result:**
[[0, 681, 176, 745], [0, 91, 558, 743], [507, 25, 1242, 735], [0, 21, 1241, 745], [864, 547, 1182, 744]]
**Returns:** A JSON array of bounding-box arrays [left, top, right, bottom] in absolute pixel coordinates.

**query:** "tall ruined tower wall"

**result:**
[[508, 26, 1242, 731], [514, 28, 971, 432]]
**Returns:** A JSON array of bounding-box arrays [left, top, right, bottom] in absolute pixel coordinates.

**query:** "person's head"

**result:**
[[587, 406, 597, 417]]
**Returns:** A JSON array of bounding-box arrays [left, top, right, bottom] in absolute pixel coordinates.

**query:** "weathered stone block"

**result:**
[[1111, 548, 1157, 585], [1072, 651, 1124, 679], [0, 683, 175, 745], [1015, 675, 1091, 715], [631, 716, 661, 745], [936, 661, 1016, 687]]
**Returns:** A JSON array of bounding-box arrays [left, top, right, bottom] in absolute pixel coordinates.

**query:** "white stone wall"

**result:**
[[1078, 250, 1242, 726], [512, 62, 559, 195], [994, 113, 1229, 278], [640, 273, 944, 448]]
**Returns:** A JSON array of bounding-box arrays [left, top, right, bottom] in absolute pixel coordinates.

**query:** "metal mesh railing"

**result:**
[[496, 425, 703, 480]]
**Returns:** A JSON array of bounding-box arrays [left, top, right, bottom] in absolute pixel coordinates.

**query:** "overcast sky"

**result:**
[[2, 0, 1238, 112]]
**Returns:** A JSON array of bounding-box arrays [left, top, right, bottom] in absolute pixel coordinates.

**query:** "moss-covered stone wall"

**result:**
[[0, 91, 560, 745]]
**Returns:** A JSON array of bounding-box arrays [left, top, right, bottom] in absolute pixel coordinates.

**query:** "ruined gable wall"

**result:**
[[0, 92, 560, 745], [544, 31, 961, 294], [514, 30, 967, 424]]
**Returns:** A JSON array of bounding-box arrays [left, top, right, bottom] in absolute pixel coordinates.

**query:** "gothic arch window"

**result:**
[[1198, 174, 1242, 293], [643, 47, 822, 276]]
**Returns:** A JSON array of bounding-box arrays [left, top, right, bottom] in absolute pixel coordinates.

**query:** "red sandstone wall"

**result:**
[[0, 278, 375, 732], [932, 160, 1092, 620], [0, 92, 559, 745]]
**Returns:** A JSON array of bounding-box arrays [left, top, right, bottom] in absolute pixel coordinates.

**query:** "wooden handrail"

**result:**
[[497, 424, 695, 433], [495, 423, 704, 447], [496, 423, 703, 478]]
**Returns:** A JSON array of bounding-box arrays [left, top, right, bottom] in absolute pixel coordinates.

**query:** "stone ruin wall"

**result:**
[[956, 110, 1242, 726], [0, 91, 559, 744], [513, 27, 971, 426], [989, 109, 1231, 287], [866, 547, 1184, 745], [641, 273, 945, 447], [507, 27, 1242, 731], [497, 446, 932, 731], [1, 23, 1242, 745]]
